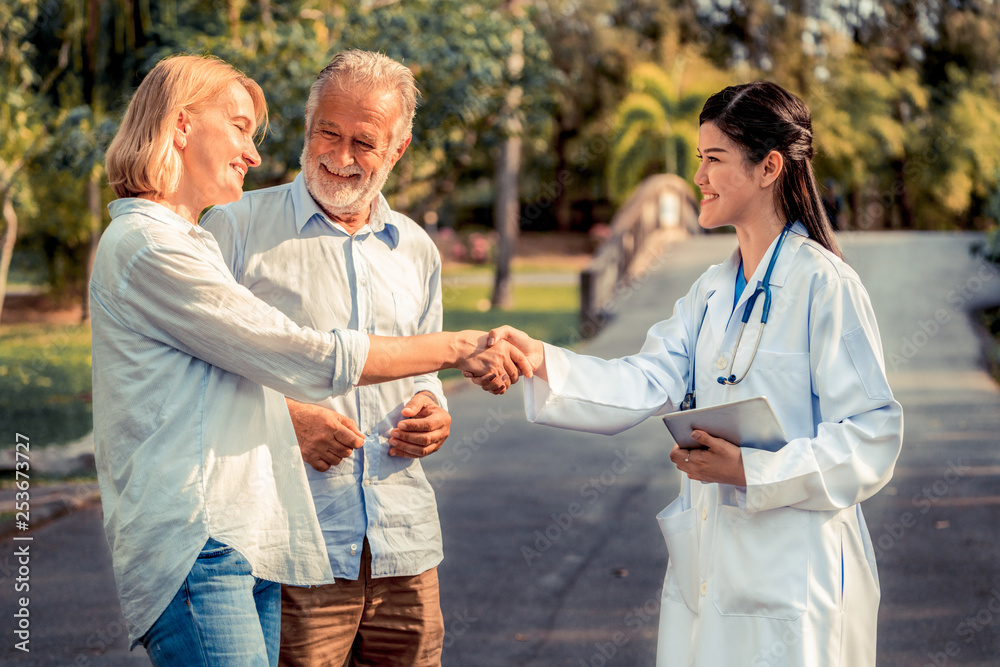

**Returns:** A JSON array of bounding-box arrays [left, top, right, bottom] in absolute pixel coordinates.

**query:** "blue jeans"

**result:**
[[140, 539, 280, 666]]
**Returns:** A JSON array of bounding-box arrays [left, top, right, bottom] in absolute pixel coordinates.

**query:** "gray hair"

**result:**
[[304, 50, 419, 149]]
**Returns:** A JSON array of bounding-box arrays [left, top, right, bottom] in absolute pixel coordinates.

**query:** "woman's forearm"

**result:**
[[358, 331, 480, 385]]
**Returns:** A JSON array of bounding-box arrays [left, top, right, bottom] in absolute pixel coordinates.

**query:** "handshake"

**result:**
[[457, 325, 545, 395]]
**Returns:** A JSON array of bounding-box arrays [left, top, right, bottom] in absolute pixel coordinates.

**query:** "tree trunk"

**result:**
[[890, 158, 915, 230], [553, 117, 574, 232], [490, 1, 524, 310], [81, 167, 102, 323], [0, 193, 19, 326], [83, 0, 100, 106], [848, 186, 862, 230], [259, 0, 273, 26], [492, 135, 521, 309], [228, 0, 245, 47]]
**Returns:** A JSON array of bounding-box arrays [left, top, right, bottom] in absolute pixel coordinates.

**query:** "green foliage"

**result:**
[[0, 0, 49, 206], [0, 324, 93, 447], [332, 0, 560, 213], [606, 57, 722, 204], [5, 0, 1000, 309]]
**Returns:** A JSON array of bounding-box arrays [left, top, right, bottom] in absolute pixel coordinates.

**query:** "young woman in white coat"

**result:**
[[483, 81, 903, 666]]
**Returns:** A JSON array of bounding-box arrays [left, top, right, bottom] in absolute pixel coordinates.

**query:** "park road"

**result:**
[[1, 231, 999, 666]]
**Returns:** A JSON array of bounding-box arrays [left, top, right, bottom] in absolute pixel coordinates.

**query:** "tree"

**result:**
[[606, 59, 710, 205], [490, 0, 525, 310], [0, 0, 53, 324], [810, 41, 924, 230], [533, 0, 666, 231]]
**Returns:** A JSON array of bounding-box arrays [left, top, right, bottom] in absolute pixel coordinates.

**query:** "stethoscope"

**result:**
[[717, 222, 792, 386]]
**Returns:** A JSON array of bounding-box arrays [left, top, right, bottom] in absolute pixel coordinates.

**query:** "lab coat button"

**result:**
[[716, 356, 727, 370], [700, 581, 707, 596], [702, 508, 708, 521]]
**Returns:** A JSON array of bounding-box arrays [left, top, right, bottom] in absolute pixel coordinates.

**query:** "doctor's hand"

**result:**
[[389, 391, 451, 459], [463, 325, 546, 393], [487, 326, 545, 377], [459, 335, 533, 395], [670, 431, 747, 486], [286, 399, 365, 472]]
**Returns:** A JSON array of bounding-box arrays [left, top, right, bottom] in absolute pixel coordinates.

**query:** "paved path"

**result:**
[[426, 231, 1000, 666], [3, 231, 1000, 666]]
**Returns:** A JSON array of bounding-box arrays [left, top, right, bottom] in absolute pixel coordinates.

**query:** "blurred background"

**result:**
[[3, 2, 1000, 663], [4, 0, 1000, 449]]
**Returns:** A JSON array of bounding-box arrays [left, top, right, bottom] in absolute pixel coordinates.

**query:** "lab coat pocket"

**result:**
[[713, 506, 809, 620], [656, 498, 700, 614]]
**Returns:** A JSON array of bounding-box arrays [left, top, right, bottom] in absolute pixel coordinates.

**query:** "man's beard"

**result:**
[[301, 142, 393, 219]]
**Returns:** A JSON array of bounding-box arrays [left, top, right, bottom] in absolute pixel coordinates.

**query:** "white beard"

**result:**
[[301, 141, 393, 218]]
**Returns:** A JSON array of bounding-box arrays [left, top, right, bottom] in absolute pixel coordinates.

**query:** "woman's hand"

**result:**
[[669, 431, 747, 486], [487, 325, 545, 375]]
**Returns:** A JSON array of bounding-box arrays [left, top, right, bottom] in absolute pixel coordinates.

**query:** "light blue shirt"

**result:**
[[202, 174, 445, 580], [90, 198, 370, 643]]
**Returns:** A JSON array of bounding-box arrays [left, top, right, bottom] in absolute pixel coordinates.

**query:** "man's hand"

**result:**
[[286, 398, 365, 472], [388, 392, 451, 459], [487, 325, 545, 373], [457, 332, 533, 395], [668, 431, 747, 486], [464, 326, 546, 392]]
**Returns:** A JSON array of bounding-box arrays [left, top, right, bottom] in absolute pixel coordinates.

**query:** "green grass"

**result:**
[[440, 283, 581, 382], [0, 324, 93, 448], [0, 281, 580, 441]]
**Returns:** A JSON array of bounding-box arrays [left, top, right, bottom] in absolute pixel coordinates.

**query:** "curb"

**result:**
[[0, 482, 102, 537]]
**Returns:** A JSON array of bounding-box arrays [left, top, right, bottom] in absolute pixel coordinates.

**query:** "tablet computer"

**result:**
[[661, 396, 788, 452]]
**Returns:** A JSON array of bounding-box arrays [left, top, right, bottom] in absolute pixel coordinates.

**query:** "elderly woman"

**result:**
[[93, 54, 525, 666]]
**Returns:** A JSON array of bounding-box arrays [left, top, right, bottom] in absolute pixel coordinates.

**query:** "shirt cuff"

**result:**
[[740, 448, 770, 512], [330, 329, 370, 395], [524, 342, 569, 422], [412, 381, 448, 412]]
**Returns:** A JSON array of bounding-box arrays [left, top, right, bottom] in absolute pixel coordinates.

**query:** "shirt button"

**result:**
[[716, 356, 727, 370], [364, 479, 371, 487], [700, 581, 708, 596], [702, 508, 708, 521], [350, 543, 357, 555], [360, 278, 368, 286]]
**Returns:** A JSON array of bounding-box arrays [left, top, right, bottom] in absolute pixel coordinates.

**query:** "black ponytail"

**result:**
[[699, 81, 842, 259]]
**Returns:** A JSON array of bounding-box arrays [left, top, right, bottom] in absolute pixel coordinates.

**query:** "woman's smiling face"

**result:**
[[694, 121, 767, 231], [180, 81, 261, 210]]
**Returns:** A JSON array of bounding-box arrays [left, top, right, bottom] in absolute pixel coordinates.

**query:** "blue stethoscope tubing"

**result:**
[[717, 222, 793, 385]]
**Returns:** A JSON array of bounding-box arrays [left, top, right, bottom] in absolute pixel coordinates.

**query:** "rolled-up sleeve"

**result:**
[[95, 236, 369, 402]]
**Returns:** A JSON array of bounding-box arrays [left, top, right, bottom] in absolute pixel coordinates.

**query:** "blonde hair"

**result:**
[[106, 54, 268, 199], [305, 50, 419, 149]]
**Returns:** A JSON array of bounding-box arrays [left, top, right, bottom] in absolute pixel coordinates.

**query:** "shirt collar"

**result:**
[[108, 198, 203, 239], [291, 173, 400, 249]]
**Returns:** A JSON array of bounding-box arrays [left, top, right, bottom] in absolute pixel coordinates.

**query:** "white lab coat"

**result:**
[[524, 223, 902, 667]]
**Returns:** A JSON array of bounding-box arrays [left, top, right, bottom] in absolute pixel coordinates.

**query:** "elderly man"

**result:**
[[202, 50, 450, 666]]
